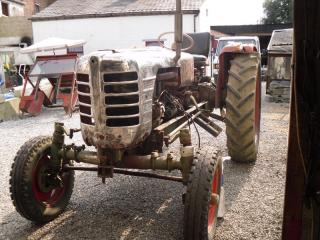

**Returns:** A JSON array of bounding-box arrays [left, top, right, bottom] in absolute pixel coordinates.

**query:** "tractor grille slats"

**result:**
[[104, 72, 140, 127], [104, 72, 138, 82], [77, 73, 95, 125]]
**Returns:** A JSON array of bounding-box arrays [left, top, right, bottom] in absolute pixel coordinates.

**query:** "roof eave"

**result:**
[[31, 10, 200, 22], [5, 0, 25, 5]]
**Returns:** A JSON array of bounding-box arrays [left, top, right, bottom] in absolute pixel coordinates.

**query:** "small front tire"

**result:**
[[9, 136, 74, 223], [184, 149, 222, 240]]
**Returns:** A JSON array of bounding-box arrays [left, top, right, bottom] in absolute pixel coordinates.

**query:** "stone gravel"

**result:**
[[0, 83, 289, 240]]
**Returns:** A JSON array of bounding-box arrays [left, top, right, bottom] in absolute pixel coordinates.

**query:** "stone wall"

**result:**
[[0, 16, 32, 44]]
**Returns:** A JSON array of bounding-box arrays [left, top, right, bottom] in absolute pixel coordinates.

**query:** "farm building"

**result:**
[[30, 0, 214, 54]]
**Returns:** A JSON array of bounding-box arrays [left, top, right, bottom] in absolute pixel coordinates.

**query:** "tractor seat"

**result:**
[[182, 32, 211, 68]]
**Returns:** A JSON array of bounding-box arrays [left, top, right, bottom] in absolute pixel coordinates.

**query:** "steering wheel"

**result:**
[[157, 32, 195, 52]]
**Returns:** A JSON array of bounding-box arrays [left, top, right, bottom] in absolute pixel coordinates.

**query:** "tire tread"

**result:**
[[226, 54, 260, 163]]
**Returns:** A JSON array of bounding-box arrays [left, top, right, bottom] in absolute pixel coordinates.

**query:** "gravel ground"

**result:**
[[0, 83, 289, 240]]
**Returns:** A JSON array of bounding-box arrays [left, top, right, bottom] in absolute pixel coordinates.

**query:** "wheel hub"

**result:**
[[37, 165, 62, 193], [32, 152, 66, 204], [208, 165, 221, 231]]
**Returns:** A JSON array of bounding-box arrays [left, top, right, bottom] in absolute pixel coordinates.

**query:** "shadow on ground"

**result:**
[[2, 154, 253, 240]]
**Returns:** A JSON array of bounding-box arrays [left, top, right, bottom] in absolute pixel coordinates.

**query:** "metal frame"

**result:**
[[50, 92, 224, 184], [19, 53, 78, 115]]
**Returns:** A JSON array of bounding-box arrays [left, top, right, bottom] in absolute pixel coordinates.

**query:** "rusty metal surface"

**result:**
[[117, 153, 181, 171], [174, 0, 182, 64], [194, 117, 220, 137], [61, 148, 182, 171], [76, 47, 194, 150], [19, 54, 79, 115]]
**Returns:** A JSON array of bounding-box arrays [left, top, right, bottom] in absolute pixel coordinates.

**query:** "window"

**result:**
[[29, 58, 77, 77], [1, 2, 9, 16], [34, 4, 40, 13]]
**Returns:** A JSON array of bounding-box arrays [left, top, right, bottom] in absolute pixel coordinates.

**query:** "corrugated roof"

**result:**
[[267, 28, 293, 54], [31, 0, 202, 21]]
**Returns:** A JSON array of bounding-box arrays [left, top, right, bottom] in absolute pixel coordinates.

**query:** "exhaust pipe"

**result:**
[[174, 0, 182, 64]]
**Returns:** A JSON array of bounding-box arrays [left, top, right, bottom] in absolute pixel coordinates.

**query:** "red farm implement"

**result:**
[[19, 54, 78, 116]]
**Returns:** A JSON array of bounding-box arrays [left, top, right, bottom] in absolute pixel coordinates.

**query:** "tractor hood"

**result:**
[[75, 47, 194, 150]]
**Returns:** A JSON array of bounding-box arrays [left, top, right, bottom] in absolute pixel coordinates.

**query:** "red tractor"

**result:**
[[9, 1, 261, 239]]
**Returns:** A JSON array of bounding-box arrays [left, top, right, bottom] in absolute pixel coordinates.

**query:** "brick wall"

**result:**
[[0, 16, 32, 38], [22, 0, 56, 16], [23, 0, 35, 16]]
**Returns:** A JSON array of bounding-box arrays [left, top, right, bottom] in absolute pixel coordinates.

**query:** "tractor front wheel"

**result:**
[[184, 149, 222, 240], [225, 54, 261, 163], [9, 136, 74, 223]]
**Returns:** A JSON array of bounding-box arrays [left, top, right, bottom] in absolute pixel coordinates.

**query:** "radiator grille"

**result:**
[[77, 73, 94, 125], [104, 72, 140, 127]]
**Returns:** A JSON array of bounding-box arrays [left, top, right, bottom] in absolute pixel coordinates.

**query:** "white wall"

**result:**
[[0, 1, 24, 16], [32, 14, 196, 54], [197, 0, 215, 32], [9, 2, 24, 16]]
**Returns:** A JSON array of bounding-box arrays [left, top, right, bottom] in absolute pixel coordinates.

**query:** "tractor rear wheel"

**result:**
[[184, 149, 222, 240], [9, 136, 74, 223], [225, 54, 261, 163]]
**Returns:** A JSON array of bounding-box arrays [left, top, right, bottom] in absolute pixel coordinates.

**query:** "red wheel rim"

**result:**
[[208, 164, 221, 232], [254, 69, 262, 146], [32, 153, 66, 206]]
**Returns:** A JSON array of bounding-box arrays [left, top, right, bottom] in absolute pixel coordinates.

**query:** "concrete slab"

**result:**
[[0, 98, 20, 122]]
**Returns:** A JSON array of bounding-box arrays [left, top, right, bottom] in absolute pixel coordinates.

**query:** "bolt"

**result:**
[[210, 193, 220, 206]]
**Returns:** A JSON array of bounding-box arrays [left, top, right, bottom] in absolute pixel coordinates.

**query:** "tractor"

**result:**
[[9, 1, 261, 239]]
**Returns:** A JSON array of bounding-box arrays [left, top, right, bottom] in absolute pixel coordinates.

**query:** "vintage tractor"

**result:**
[[9, 1, 261, 239]]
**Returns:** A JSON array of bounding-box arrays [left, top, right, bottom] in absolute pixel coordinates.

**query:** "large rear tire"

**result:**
[[225, 54, 261, 163], [184, 149, 222, 240], [9, 136, 74, 223]]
